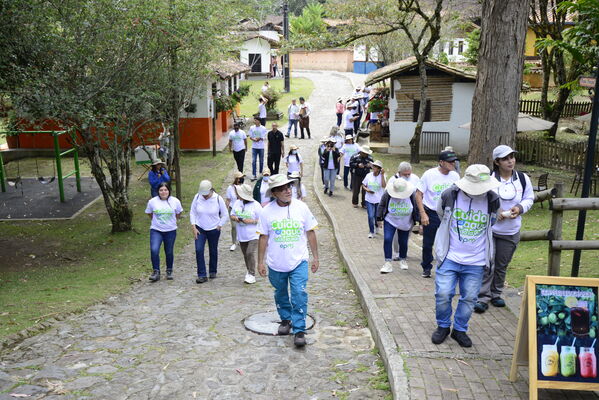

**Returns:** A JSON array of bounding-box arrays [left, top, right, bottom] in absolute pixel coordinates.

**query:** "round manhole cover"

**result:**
[[243, 311, 315, 335]]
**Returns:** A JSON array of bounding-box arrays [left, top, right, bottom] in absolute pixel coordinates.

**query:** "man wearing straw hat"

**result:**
[[257, 174, 319, 347], [431, 164, 500, 348]]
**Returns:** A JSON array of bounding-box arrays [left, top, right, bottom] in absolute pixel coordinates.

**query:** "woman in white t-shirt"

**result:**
[[225, 171, 245, 252], [230, 184, 263, 284], [145, 182, 183, 282], [285, 145, 304, 176], [376, 178, 417, 274], [362, 160, 387, 238]]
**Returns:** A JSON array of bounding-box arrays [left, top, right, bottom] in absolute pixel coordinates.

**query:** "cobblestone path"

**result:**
[[0, 72, 390, 399]]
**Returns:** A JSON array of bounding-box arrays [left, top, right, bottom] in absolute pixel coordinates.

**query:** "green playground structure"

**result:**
[[0, 130, 81, 202]]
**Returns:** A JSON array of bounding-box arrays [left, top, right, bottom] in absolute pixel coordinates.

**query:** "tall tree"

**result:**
[[1, 0, 243, 232], [468, 0, 531, 166]]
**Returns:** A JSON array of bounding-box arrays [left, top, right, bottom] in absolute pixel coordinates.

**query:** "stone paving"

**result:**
[[310, 71, 599, 399], [0, 72, 389, 399]]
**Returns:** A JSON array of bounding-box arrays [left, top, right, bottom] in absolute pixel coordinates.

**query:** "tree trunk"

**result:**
[[540, 48, 552, 120], [409, 58, 429, 164], [169, 0, 182, 200], [468, 0, 531, 166]]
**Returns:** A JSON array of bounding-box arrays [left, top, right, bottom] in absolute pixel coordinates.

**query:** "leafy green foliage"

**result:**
[[290, 2, 326, 35], [463, 28, 480, 65], [261, 88, 282, 112], [367, 98, 386, 113], [436, 52, 449, 64]]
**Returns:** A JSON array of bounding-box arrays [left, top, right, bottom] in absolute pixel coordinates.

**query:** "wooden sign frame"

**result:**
[[511, 275, 599, 399]]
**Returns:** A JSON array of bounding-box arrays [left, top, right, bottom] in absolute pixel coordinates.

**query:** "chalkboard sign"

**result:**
[[511, 276, 599, 399]]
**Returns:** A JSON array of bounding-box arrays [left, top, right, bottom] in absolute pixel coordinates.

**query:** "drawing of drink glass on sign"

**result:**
[[511, 276, 599, 400]]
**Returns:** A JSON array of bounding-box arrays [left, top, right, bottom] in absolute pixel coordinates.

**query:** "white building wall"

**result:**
[[240, 38, 272, 73], [181, 84, 212, 119], [442, 38, 469, 63], [388, 80, 474, 155], [353, 45, 381, 62]]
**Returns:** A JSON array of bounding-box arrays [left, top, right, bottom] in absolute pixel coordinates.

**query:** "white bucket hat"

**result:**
[[288, 171, 301, 179], [151, 159, 164, 167], [234, 183, 254, 202], [386, 177, 415, 199], [198, 179, 213, 196], [372, 160, 383, 169], [345, 134, 354, 140], [266, 174, 294, 197], [493, 145, 517, 160], [456, 164, 500, 196], [359, 145, 373, 155]]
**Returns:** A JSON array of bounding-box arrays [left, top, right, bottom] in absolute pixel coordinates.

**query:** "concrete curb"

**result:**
[[311, 161, 409, 400]]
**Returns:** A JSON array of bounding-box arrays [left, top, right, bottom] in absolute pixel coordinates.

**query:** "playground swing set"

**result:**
[[0, 130, 82, 202]]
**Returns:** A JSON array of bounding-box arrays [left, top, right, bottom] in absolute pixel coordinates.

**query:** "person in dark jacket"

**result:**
[[349, 145, 373, 208], [322, 137, 341, 196], [252, 168, 273, 206], [267, 123, 285, 174], [376, 177, 419, 274], [148, 160, 170, 198], [317, 137, 328, 186]]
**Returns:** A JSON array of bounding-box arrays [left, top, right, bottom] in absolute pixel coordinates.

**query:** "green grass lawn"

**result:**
[[0, 152, 234, 340], [371, 152, 599, 289], [238, 77, 315, 128]]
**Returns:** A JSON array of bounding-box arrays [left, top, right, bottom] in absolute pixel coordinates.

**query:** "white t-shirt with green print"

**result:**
[[230, 199, 263, 242], [145, 197, 183, 232], [362, 172, 384, 204], [417, 167, 460, 210]]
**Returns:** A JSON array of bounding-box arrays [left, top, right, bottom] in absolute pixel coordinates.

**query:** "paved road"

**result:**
[[0, 73, 389, 399]]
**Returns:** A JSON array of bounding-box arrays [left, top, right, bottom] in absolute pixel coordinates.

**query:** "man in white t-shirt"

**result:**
[[431, 165, 499, 348], [228, 123, 247, 173], [416, 150, 460, 278], [342, 104, 358, 137], [248, 117, 268, 181], [257, 174, 319, 347], [286, 99, 300, 138]]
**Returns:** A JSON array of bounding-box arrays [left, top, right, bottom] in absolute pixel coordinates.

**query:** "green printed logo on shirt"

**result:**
[[451, 208, 488, 243], [431, 183, 453, 201], [389, 201, 412, 217], [271, 218, 302, 248], [235, 209, 253, 219], [154, 208, 173, 225], [368, 181, 381, 192]]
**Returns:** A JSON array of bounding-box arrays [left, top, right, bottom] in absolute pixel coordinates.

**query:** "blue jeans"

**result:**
[[287, 119, 298, 137], [194, 226, 220, 277], [268, 261, 309, 333], [252, 148, 264, 177], [336, 113, 343, 126], [435, 259, 484, 332], [365, 201, 378, 234], [421, 207, 441, 273], [150, 229, 177, 272], [323, 168, 336, 192], [383, 221, 410, 261]]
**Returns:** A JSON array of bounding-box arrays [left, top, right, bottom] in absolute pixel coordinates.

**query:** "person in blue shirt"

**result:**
[[148, 160, 170, 198]]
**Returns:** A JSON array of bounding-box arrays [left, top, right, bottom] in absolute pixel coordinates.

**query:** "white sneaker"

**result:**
[[368, 233, 374, 239], [399, 260, 409, 270], [229, 244, 236, 251], [244, 273, 256, 284], [336, 175, 342, 180], [374, 227, 379, 235], [380, 262, 393, 274]]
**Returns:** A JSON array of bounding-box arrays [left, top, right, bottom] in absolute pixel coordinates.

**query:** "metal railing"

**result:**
[[420, 131, 449, 155]]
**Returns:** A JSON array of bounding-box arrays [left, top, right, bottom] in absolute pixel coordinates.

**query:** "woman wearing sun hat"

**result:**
[[376, 177, 418, 273], [190, 180, 229, 283], [230, 183, 263, 284], [340, 135, 359, 190], [252, 168, 272, 207], [431, 164, 500, 348], [225, 170, 245, 252], [362, 160, 386, 238], [148, 160, 170, 198], [322, 137, 341, 197], [474, 145, 534, 314], [285, 145, 304, 177]]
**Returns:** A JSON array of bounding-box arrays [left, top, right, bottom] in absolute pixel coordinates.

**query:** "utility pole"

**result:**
[[571, 60, 599, 277], [283, 1, 290, 93]]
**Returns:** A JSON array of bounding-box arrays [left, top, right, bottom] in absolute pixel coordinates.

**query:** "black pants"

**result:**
[[233, 149, 245, 173], [267, 153, 281, 175], [259, 117, 266, 126], [336, 113, 343, 126], [352, 174, 366, 206]]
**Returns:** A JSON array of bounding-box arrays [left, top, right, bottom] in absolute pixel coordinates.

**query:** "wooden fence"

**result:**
[[515, 136, 599, 172], [519, 99, 592, 118]]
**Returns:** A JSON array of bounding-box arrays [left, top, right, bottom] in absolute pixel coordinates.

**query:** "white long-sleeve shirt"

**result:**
[[492, 171, 534, 235], [189, 192, 229, 231]]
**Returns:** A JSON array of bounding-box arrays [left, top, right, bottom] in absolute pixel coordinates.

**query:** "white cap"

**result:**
[[198, 180, 213, 196], [493, 145, 517, 160]]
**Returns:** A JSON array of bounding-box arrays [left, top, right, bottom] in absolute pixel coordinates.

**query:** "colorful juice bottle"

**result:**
[[560, 346, 577, 377], [541, 344, 559, 377], [580, 347, 597, 378]]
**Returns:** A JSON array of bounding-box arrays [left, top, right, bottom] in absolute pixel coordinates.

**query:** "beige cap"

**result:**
[[372, 160, 383, 169], [198, 180, 213, 196], [233, 170, 245, 179]]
